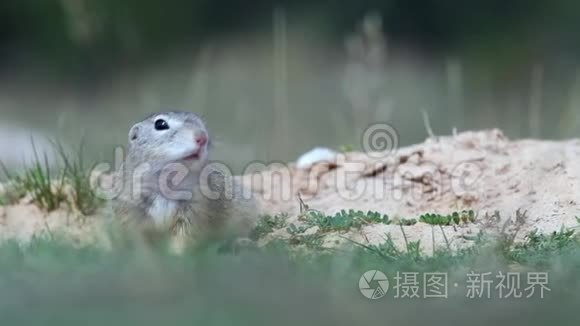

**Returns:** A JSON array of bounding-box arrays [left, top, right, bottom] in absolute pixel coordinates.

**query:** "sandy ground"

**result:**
[[1, 129, 579, 252], [244, 129, 580, 252]]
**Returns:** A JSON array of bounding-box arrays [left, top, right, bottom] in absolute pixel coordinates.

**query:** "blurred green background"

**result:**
[[1, 0, 580, 171], [1, 3, 580, 324]]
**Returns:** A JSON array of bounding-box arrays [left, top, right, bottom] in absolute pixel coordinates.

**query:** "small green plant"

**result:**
[[338, 144, 354, 153], [1, 186, 27, 205], [249, 214, 288, 240], [419, 210, 475, 225], [509, 228, 578, 265], [0, 138, 106, 214], [405, 240, 423, 260], [23, 155, 67, 211], [286, 223, 308, 235], [0, 140, 68, 211], [286, 223, 323, 249], [398, 218, 417, 226], [303, 209, 390, 232], [0, 164, 28, 205], [288, 233, 324, 249], [346, 234, 423, 262], [373, 235, 404, 260], [55, 140, 103, 215]]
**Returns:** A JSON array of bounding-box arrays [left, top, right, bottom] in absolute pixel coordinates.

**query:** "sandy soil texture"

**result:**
[[244, 129, 580, 252], [1, 129, 579, 252]]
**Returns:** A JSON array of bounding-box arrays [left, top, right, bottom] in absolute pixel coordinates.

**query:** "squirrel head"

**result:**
[[127, 111, 210, 174]]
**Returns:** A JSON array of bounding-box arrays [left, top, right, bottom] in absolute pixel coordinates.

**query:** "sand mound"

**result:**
[[1, 129, 579, 252], [245, 129, 580, 252]]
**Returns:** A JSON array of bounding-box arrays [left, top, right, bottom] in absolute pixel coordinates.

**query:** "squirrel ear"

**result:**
[[129, 125, 139, 142]]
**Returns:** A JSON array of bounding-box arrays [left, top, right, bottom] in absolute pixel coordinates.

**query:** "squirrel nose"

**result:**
[[195, 134, 208, 146]]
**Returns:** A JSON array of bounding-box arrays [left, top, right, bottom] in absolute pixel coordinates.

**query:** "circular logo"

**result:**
[[359, 270, 389, 299], [361, 123, 399, 159]]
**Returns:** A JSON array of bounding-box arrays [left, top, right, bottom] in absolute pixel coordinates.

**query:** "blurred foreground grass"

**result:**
[[0, 226, 579, 325], [1, 146, 579, 324]]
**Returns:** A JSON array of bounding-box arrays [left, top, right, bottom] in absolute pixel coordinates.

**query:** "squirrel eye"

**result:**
[[154, 119, 169, 130]]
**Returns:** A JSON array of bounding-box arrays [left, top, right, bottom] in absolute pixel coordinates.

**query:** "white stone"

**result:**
[[296, 147, 338, 169]]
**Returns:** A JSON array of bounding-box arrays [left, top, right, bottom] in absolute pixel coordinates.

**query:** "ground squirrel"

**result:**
[[110, 111, 258, 244]]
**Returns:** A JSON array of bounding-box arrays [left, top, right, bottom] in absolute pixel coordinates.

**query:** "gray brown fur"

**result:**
[[110, 111, 258, 243]]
